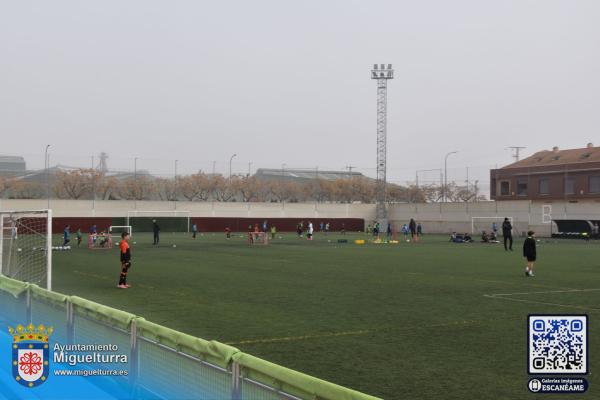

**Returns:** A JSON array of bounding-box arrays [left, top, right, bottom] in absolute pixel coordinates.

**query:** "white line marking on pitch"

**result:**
[[487, 288, 600, 297], [483, 295, 600, 312]]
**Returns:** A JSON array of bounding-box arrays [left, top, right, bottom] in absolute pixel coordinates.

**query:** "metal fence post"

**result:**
[[231, 361, 241, 400], [66, 300, 74, 344], [130, 319, 139, 388], [26, 286, 32, 323]]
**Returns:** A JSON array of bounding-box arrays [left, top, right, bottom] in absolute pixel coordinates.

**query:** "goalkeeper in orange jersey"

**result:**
[[118, 232, 132, 289]]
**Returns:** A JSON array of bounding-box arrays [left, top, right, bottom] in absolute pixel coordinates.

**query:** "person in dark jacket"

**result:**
[[409, 218, 417, 242], [502, 217, 513, 251], [523, 230, 536, 277], [152, 220, 160, 245]]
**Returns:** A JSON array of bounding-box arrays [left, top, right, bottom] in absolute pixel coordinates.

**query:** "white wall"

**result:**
[[387, 200, 600, 236], [1, 199, 598, 236], [0, 199, 376, 220]]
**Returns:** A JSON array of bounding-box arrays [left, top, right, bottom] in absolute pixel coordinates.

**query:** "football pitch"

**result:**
[[51, 232, 599, 399]]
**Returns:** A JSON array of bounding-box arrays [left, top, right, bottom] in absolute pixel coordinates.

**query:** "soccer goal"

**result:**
[[126, 210, 191, 232], [471, 216, 513, 235], [109, 225, 132, 238], [248, 232, 269, 245], [0, 209, 52, 290], [88, 232, 114, 249]]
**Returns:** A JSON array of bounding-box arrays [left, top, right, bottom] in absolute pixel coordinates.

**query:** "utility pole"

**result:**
[[134, 157, 138, 209], [444, 151, 458, 202], [345, 165, 356, 179], [91, 155, 95, 209], [506, 146, 526, 162]]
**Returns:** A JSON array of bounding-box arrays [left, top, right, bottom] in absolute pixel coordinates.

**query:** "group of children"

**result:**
[[112, 217, 538, 290], [448, 217, 537, 277], [294, 221, 344, 239], [61, 225, 84, 247], [367, 219, 422, 242]]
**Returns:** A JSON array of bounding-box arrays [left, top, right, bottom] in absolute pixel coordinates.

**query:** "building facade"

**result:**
[[0, 155, 26, 176], [490, 144, 600, 201]]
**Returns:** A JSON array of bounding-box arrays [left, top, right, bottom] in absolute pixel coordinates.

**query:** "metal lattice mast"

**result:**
[[371, 64, 393, 224]]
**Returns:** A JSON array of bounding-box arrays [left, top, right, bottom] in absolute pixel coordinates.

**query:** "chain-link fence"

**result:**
[[0, 275, 379, 400]]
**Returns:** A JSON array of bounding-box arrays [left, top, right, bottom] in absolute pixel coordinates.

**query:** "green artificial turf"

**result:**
[[51, 232, 599, 399]]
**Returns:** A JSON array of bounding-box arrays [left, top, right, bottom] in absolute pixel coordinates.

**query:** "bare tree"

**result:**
[[155, 178, 179, 201], [268, 181, 299, 202], [95, 175, 118, 200], [10, 181, 44, 199], [0, 176, 12, 198], [178, 173, 212, 201], [118, 176, 154, 200], [307, 179, 334, 203], [233, 176, 269, 202], [211, 175, 236, 201], [54, 170, 90, 199]]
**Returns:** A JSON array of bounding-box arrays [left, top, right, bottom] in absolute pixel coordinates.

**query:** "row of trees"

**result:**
[[0, 170, 485, 203]]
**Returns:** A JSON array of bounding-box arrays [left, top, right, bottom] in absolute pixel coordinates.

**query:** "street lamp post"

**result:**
[[134, 157, 138, 209], [444, 151, 458, 202], [45, 145, 51, 209], [91, 155, 95, 210], [229, 154, 237, 181]]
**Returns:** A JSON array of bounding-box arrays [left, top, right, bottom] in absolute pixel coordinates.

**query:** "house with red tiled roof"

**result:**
[[490, 143, 600, 201]]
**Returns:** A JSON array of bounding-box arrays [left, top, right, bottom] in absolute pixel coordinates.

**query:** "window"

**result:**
[[565, 177, 576, 195], [517, 180, 528, 196], [539, 178, 550, 195], [590, 176, 600, 193], [500, 181, 510, 196]]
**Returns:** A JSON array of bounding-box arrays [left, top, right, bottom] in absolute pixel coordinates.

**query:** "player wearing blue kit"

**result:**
[[62, 225, 71, 246]]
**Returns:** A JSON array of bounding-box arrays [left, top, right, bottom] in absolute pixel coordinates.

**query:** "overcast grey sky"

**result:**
[[1, 0, 599, 186]]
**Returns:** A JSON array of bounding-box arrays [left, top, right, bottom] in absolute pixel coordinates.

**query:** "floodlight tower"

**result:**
[[371, 63, 394, 226]]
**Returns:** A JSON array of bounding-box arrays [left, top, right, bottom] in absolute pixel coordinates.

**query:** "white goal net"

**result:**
[[0, 209, 52, 290], [109, 225, 132, 238], [247, 232, 269, 245], [471, 216, 513, 235]]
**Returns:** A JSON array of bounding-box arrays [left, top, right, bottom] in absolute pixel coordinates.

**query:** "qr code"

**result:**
[[528, 315, 587, 374]]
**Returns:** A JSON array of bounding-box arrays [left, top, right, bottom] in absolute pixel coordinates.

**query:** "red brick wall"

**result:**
[[190, 217, 364, 232], [51, 217, 364, 233]]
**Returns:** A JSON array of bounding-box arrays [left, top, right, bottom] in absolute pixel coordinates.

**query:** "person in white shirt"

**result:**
[[307, 221, 314, 240]]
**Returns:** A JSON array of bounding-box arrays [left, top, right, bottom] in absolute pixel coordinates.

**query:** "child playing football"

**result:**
[[523, 230, 537, 277], [118, 232, 132, 289]]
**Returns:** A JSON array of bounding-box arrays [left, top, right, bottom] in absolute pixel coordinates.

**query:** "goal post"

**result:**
[[109, 225, 133, 238], [471, 216, 513, 235], [248, 232, 269, 245], [0, 209, 52, 290], [126, 210, 191, 232]]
